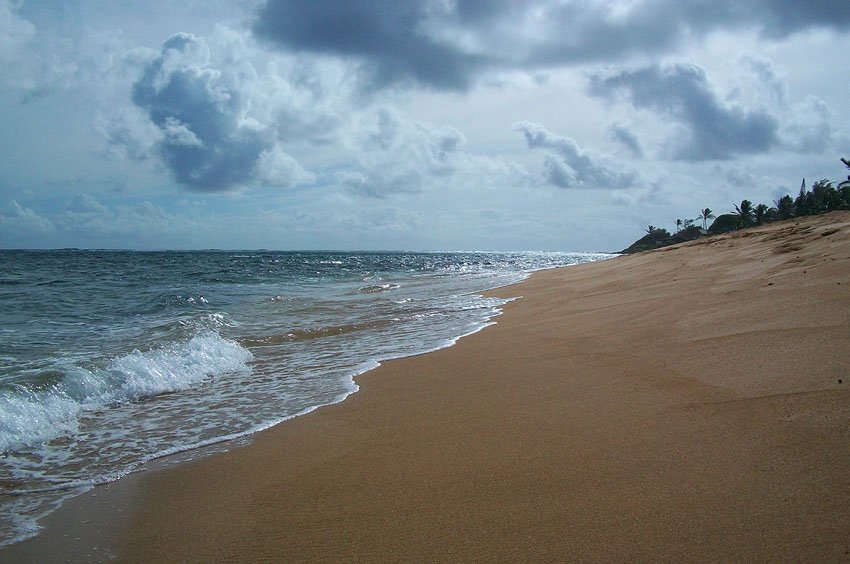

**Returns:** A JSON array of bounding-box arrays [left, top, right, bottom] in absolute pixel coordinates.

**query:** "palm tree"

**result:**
[[675, 219, 683, 233], [839, 157, 850, 193], [775, 194, 795, 220], [697, 208, 715, 230], [795, 179, 813, 216], [838, 159, 850, 207], [734, 199, 755, 227], [646, 225, 657, 235], [754, 203, 769, 225]]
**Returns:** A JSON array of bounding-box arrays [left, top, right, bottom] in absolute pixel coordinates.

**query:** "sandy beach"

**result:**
[[4, 212, 849, 562]]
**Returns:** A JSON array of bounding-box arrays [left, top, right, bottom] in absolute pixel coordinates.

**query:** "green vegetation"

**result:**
[[621, 157, 850, 253], [697, 208, 715, 230]]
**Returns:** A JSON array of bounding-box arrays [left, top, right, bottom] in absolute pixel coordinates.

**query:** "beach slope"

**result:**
[[4, 212, 849, 561]]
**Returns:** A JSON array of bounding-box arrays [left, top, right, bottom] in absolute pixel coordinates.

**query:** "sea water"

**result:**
[[0, 250, 612, 545]]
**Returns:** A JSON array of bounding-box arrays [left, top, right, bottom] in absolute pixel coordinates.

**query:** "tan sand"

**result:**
[[4, 212, 849, 562]]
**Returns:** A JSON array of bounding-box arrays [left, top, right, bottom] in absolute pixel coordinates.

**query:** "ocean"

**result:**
[[0, 249, 613, 546]]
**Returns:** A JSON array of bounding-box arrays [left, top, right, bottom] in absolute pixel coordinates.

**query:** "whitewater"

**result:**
[[0, 250, 613, 546]]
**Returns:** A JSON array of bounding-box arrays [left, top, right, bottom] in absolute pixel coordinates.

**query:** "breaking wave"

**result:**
[[0, 332, 252, 453]]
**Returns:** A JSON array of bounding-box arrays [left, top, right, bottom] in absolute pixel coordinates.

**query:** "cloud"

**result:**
[[132, 32, 301, 191], [514, 121, 635, 189], [733, 53, 789, 108], [523, 0, 850, 63], [325, 106, 532, 201], [100, 107, 163, 163], [588, 64, 779, 160], [609, 123, 643, 158], [336, 107, 468, 197], [0, 200, 53, 232], [0, 1, 35, 67], [251, 0, 850, 92], [722, 54, 837, 154], [1, 3, 142, 106], [732, 0, 850, 37], [0, 1, 40, 94], [55, 195, 198, 246], [253, 0, 488, 91], [342, 205, 426, 234], [0, 200, 53, 248], [64, 193, 110, 217], [256, 148, 314, 187], [782, 95, 835, 153]]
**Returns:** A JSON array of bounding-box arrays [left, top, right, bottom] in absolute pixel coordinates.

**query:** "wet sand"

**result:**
[[4, 212, 849, 562]]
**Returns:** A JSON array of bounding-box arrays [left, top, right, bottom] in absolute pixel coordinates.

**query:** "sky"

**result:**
[[1, 0, 848, 251]]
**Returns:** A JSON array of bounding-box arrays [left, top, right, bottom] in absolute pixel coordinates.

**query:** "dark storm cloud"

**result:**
[[132, 33, 274, 191], [531, 0, 850, 63], [589, 64, 779, 161], [252, 0, 850, 91], [253, 0, 491, 90], [514, 121, 635, 189], [732, 0, 850, 37]]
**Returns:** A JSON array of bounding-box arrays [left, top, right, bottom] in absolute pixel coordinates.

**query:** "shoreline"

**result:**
[[0, 255, 579, 551], [0, 263, 541, 554], [0, 277, 532, 561], [3, 213, 849, 561]]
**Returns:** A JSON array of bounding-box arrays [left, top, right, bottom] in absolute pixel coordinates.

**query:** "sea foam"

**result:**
[[0, 332, 252, 453]]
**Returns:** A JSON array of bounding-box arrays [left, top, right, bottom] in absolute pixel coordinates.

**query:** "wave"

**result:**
[[0, 332, 252, 453], [358, 283, 400, 293], [241, 299, 505, 348], [240, 319, 398, 347]]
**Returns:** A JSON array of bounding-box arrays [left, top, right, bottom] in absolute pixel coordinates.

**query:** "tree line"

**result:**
[[622, 157, 850, 253]]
